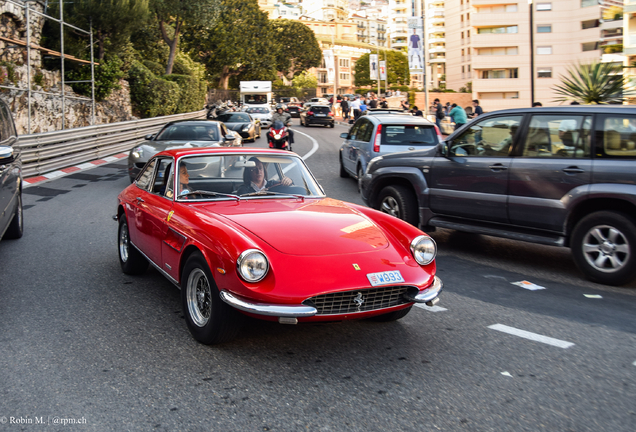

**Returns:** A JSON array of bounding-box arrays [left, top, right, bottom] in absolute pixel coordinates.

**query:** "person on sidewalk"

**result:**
[[340, 97, 350, 122], [350, 97, 361, 122], [434, 98, 445, 131], [449, 103, 467, 130], [469, 100, 483, 119]]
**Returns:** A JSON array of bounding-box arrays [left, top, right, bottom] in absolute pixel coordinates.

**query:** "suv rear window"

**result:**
[[312, 106, 330, 114], [382, 125, 437, 146]]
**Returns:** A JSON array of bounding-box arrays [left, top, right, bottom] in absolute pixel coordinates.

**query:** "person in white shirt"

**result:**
[[350, 98, 361, 121]]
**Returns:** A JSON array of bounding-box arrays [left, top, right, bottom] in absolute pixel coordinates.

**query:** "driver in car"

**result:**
[[236, 158, 292, 195]]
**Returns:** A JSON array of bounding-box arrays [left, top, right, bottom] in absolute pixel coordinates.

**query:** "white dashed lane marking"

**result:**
[[488, 324, 575, 349]]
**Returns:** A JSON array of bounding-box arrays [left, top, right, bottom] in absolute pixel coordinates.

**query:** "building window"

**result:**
[[581, 0, 596, 7], [481, 69, 518, 79], [537, 46, 552, 55], [537, 68, 552, 78], [339, 73, 350, 80], [536, 3, 552, 11], [581, 19, 600, 30], [537, 25, 552, 33], [478, 92, 519, 99], [477, 26, 518, 34], [339, 59, 349, 67], [582, 42, 599, 51], [476, 4, 517, 13], [477, 47, 518, 55]]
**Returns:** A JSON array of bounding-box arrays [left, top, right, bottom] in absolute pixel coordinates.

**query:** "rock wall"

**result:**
[[0, 1, 136, 135]]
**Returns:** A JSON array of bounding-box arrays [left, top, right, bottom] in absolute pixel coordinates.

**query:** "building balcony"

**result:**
[[429, 57, 446, 64], [429, 45, 445, 54], [428, 37, 445, 44], [472, 54, 523, 70], [429, 25, 445, 34], [429, 16, 444, 25], [471, 12, 523, 28], [474, 78, 522, 93]]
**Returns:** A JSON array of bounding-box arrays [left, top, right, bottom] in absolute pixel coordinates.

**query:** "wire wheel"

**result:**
[[186, 268, 212, 327]]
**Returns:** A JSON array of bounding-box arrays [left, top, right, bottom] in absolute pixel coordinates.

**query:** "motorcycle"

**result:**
[[267, 120, 292, 151]]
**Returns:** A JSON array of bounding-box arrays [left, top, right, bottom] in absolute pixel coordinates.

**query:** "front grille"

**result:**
[[304, 286, 413, 315]]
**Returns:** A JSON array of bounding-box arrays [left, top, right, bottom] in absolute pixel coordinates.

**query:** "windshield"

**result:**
[[155, 124, 219, 141], [171, 153, 324, 201], [243, 94, 267, 104], [217, 113, 251, 123]]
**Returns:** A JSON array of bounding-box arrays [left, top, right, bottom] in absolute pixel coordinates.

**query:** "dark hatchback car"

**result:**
[[361, 106, 636, 286], [286, 105, 301, 118], [0, 99, 22, 241], [300, 105, 334, 128]]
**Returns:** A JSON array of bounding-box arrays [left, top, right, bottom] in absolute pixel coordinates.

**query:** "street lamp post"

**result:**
[[529, 0, 535, 106]]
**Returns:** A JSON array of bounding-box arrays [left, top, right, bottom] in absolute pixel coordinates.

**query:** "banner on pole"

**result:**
[[324, 50, 335, 83], [369, 54, 378, 80], [379, 60, 387, 80], [407, 17, 424, 74]]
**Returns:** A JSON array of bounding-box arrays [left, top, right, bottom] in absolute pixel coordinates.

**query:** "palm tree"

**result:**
[[553, 61, 630, 104]]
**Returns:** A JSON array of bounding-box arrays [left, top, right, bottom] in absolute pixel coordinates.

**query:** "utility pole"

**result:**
[[529, 0, 535, 106]]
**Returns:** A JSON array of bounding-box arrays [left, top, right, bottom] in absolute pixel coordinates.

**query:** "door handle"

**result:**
[[136, 197, 145, 203], [488, 164, 508, 171], [408, 147, 415, 151], [563, 167, 584, 174]]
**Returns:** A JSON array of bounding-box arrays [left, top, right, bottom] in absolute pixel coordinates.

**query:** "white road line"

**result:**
[[488, 324, 575, 349], [414, 303, 447, 312], [294, 129, 320, 161]]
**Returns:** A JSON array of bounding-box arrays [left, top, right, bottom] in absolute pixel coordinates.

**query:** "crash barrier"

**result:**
[[17, 110, 206, 177]]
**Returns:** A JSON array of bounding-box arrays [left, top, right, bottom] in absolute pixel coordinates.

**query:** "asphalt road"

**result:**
[[0, 119, 634, 431]]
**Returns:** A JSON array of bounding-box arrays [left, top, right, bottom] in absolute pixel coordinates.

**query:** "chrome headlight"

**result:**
[[236, 249, 269, 282], [410, 235, 437, 265], [242, 125, 251, 132], [131, 146, 143, 159]]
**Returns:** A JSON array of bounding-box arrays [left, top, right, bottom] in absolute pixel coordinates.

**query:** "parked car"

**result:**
[[309, 97, 330, 104], [217, 112, 261, 142], [300, 104, 335, 128], [361, 106, 636, 286], [245, 107, 272, 128], [127, 120, 238, 182], [0, 99, 22, 241], [339, 114, 442, 189], [278, 97, 300, 106], [115, 148, 442, 344]]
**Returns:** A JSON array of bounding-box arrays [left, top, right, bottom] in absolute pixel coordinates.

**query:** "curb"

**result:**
[[23, 153, 128, 188]]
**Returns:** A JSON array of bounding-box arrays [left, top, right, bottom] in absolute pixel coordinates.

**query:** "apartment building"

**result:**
[[426, 0, 447, 89], [446, 0, 602, 111], [388, 0, 421, 49], [351, 13, 388, 47], [303, 0, 350, 20], [273, 1, 303, 19]]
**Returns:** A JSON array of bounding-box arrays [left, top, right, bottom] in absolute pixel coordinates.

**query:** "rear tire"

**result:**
[[369, 306, 412, 322], [182, 252, 242, 344], [571, 211, 636, 286], [118, 216, 148, 275], [376, 185, 419, 227], [3, 193, 23, 239]]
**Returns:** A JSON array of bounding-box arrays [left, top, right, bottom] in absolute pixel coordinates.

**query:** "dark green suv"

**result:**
[[361, 106, 636, 286], [0, 99, 22, 241]]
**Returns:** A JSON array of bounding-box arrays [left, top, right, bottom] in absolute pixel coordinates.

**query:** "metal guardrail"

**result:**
[[17, 110, 206, 177]]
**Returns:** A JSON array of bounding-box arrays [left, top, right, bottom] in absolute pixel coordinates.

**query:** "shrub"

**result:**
[[66, 56, 125, 101], [164, 74, 207, 113], [128, 60, 179, 117]]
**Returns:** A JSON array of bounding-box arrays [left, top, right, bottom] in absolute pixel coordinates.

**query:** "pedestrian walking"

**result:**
[[469, 99, 483, 119], [434, 98, 445, 131], [369, 96, 378, 109], [380, 97, 388, 109], [350, 97, 361, 121], [400, 99, 410, 111], [340, 97, 350, 121]]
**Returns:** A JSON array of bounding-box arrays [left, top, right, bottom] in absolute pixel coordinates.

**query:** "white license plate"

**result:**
[[315, 114, 326, 117], [367, 270, 405, 287]]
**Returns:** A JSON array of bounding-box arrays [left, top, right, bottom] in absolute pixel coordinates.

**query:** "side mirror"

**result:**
[[144, 134, 154, 140], [224, 134, 236, 141], [0, 145, 14, 163], [439, 141, 449, 157], [340, 132, 348, 139]]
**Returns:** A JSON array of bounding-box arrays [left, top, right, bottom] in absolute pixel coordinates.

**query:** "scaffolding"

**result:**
[[0, 0, 96, 133]]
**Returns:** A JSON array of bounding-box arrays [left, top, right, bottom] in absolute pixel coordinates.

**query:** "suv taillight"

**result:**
[[373, 124, 382, 152]]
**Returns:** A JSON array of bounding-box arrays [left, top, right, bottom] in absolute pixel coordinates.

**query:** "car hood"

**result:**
[[142, 140, 222, 152], [215, 198, 390, 256], [224, 122, 251, 131]]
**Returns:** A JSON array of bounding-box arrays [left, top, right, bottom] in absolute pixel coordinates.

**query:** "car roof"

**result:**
[[157, 147, 299, 159], [363, 114, 436, 126], [482, 106, 636, 116]]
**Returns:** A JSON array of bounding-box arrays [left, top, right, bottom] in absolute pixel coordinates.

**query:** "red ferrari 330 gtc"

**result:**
[[116, 147, 442, 344]]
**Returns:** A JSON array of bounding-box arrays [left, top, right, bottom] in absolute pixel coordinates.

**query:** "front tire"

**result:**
[[118, 216, 148, 275], [571, 211, 636, 286], [182, 252, 242, 344], [376, 185, 419, 227], [3, 193, 23, 239]]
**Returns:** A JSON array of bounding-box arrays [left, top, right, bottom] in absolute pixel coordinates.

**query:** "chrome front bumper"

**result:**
[[219, 276, 443, 318]]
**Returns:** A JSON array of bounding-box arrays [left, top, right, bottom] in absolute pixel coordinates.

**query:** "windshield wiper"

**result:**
[[239, 191, 305, 201], [179, 190, 240, 201]]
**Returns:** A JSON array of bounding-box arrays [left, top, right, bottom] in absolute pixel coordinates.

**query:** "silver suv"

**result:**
[[0, 99, 22, 240], [361, 106, 636, 286]]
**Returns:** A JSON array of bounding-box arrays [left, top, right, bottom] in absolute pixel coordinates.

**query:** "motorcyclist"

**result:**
[[270, 104, 294, 146]]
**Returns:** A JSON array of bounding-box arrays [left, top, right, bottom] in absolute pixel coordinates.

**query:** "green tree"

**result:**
[[270, 20, 322, 79], [553, 62, 631, 104], [354, 50, 409, 87], [151, 0, 220, 75], [183, 0, 275, 89], [292, 70, 317, 89], [62, 0, 150, 60]]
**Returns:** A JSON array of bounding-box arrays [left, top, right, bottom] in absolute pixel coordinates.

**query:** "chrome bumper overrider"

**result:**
[[402, 276, 443, 305], [219, 275, 443, 318], [220, 291, 317, 317]]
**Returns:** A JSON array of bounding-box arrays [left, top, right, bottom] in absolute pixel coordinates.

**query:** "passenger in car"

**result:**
[[483, 125, 518, 155], [236, 158, 292, 195], [179, 163, 191, 195]]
